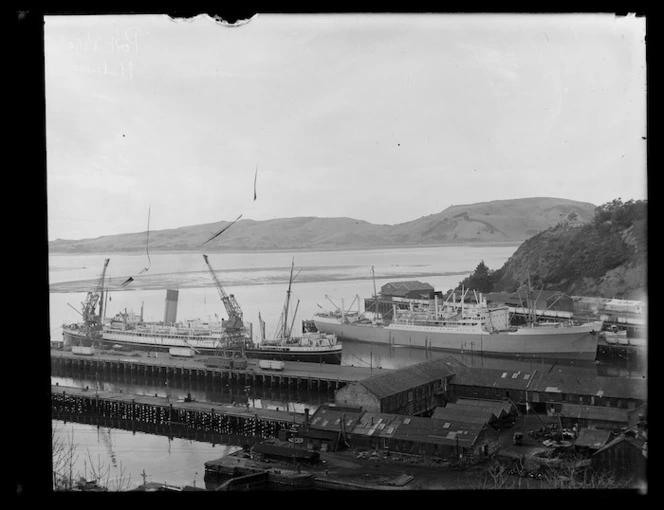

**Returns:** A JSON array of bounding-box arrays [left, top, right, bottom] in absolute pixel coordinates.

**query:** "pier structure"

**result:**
[[51, 350, 376, 393], [52, 385, 306, 443]]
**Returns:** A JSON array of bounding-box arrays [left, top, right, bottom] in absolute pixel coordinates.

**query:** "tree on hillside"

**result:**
[[460, 260, 495, 293], [593, 198, 647, 229]]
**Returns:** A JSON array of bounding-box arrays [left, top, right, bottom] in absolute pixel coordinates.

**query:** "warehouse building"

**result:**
[[303, 404, 364, 452], [432, 398, 517, 429], [364, 281, 439, 316], [447, 367, 538, 406], [529, 372, 647, 411], [554, 403, 630, 430], [453, 398, 517, 422], [573, 428, 613, 454], [334, 357, 463, 415], [347, 411, 499, 463], [591, 432, 647, 482]]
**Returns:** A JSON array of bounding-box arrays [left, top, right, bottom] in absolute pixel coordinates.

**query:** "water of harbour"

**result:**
[[48, 245, 647, 489]]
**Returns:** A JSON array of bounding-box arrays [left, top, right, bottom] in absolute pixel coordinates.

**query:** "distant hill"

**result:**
[[457, 198, 647, 300], [48, 197, 596, 253]]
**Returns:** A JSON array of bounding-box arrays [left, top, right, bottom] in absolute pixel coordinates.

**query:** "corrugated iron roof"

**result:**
[[308, 405, 364, 432], [359, 356, 464, 398], [532, 373, 647, 400], [593, 434, 647, 456], [454, 398, 515, 417], [351, 412, 483, 447], [450, 367, 538, 390], [559, 403, 629, 424], [574, 428, 612, 449], [431, 408, 491, 425]]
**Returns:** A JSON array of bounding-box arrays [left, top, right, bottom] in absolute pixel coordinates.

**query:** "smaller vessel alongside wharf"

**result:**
[[246, 259, 342, 365]]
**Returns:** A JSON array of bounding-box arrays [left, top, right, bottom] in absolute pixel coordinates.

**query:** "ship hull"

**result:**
[[66, 328, 342, 364], [314, 316, 601, 361], [244, 346, 342, 364], [62, 326, 99, 347]]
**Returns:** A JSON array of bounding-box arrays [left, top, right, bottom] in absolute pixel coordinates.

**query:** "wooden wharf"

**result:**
[[52, 383, 308, 442], [51, 349, 379, 392]]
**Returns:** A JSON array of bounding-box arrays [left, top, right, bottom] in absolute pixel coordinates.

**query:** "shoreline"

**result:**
[[49, 241, 523, 257]]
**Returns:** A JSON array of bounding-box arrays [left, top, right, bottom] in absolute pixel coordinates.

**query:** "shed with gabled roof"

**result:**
[[347, 411, 497, 462], [591, 433, 647, 482], [334, 356, 463, 415], [530, 372, 647, 409], [448, 367, 539, 404], [573, 428, 612, 450], [453, 398, 517, 420], [380, 281, 435, 299], [431, 404, 496, 425], [554, 403, 629, 430]]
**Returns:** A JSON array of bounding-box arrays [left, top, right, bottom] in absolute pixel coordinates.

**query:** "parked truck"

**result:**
[[72, 346, 95, 356], [203, 357, 233, 369], [169, 347, 195, 358], [258, 359, 285, 371], [203, 357, 248, 370]]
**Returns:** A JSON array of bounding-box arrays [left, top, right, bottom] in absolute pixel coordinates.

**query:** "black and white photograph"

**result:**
[[41, 11, 646, 493]]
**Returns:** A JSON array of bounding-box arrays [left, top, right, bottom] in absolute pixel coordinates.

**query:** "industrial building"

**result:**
[[345, 410, 499, 463], [484, 290, 574, 313], [573, 428, 612, 453], [591, 432, 647, 482], [432, 398, 517, 428], [334, 356, 463, 415], [529, 372, 647, 411], [364, 281, 439, 316], [302, 404, 364, 452], [447, 367, 538, 405], [554, 403, 629, 430]]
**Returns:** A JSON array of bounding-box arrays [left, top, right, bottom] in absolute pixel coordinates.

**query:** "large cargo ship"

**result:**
[[61, 256, 342, 364], [313, 286, 602, 361]]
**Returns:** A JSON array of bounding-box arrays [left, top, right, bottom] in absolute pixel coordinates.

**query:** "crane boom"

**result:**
[[202, 254, 243, 329], [82, 258, 110, 325]]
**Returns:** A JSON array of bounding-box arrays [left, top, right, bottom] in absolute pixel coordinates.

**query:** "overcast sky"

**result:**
[[45, 13, 647, 241]]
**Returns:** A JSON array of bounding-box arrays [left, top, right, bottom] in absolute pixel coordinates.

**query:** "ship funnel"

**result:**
[[164, 289, 179, 325]]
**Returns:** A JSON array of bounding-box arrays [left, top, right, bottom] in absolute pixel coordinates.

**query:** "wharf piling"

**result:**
[[50, 350, 370, 393], [51, 385, 305, 442]]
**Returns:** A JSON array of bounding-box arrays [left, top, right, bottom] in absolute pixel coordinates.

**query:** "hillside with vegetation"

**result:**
[[48, 197, 595, 253], [457, 199, 647, 299]]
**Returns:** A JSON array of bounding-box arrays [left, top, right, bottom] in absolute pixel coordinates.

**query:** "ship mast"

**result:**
[[527, 272, 535, 327], [282, 258, 295, 341], [371, 266, 380, 320]]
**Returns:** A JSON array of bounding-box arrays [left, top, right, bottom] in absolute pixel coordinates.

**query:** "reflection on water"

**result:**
[[339, 339, 647, 379], [50, 373, 334, 414], [52, 420, 241, 490]]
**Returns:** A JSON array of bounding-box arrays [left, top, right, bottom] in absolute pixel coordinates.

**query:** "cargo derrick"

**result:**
[[202, 254, 248, 358]]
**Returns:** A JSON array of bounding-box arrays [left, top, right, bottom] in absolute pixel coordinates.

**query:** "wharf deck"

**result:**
[[51, 348, 381, 390]]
